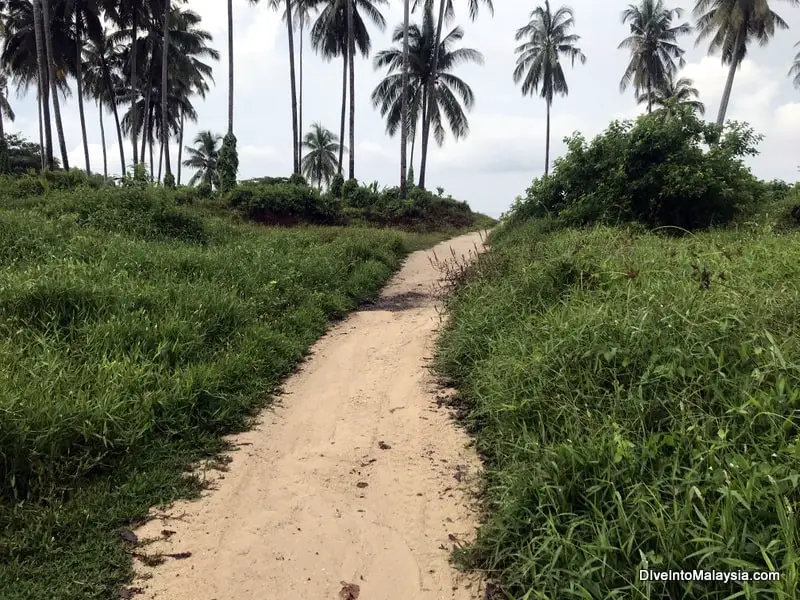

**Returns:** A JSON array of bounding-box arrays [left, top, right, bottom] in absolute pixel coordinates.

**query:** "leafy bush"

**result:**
[[341, 177, 359, 201], [436, 222, 800, 598], [513, 108, 766, 230], [173, 185, 199, 205], [226, 181, 339, 224], [217, 132, 238, 193], [42, 168, 105, 190], [330, 173, 344, 197]]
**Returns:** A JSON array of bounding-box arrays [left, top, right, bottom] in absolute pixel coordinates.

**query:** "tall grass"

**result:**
[[0, 186, 456, 599], [435, 221, 800, 599]]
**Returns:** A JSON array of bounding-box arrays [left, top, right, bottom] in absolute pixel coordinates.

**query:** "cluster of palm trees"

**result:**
[[0, 0, 797, 192], [225, 0, 493, 193], [0, 0, 219, 184], [514, 0, 800, 175]]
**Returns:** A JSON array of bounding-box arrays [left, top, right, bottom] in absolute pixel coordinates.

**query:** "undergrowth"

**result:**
[[435, 221, 800, 599]]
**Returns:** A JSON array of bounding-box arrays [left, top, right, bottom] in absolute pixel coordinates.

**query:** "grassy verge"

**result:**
[[0, 187, 468, 599], [435, 220, 800, 599]]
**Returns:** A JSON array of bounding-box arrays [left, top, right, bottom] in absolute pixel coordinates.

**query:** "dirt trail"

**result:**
[[133, 231, 487, 600]]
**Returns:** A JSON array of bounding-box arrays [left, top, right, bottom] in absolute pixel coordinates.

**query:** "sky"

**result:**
[[6, 0, 800, 218]]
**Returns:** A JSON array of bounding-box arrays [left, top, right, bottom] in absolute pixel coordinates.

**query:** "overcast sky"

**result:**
[[7, 0, 800, 217]]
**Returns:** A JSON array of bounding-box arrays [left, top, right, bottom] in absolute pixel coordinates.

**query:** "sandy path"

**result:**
[[133, 231, 487, 600]]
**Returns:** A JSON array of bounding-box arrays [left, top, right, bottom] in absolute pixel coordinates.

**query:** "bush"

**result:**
[[226, 181, 339, 224], [43, 168, 105, 191], [330, 173, 344, 198], [341, 177, 359, 201], [513, 107, 766, 230], [217, 132, 238, 193]]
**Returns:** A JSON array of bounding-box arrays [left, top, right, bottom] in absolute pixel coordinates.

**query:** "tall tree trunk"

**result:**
[[149, 115, 154, 180], [140, 73, 152, 162], [32, 0, 53, 169], [178, 110, 184, 184], [227, 0, 234, 135], [338, 53, 346, 175], [544, 99, 551, 176], [299, 19, 304, 151], [99, 51, 126, 174], [418, 80, 433, 187], [418, 0, 447, 190], [41, 0, 69, 169], [161, 0, 172, 180], [37, 80, 45, 170], [99, 100, 108, 179], [158, 140, 163, 182], [346, 0, 355, 180], [76, 9, 91, 174], [647, 77, 652, 114], [131, 4, 139, 165], [399, 0, 409, 197], [285, 0, 299, 174], [717, 36, 742, 127], [412, 87, 425, 183]]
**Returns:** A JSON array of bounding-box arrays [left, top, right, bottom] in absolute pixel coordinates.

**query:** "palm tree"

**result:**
[[309, 0, 388, 177], [250, 0, 299, 174], [41, 0, 70, 169], [32, 0, 54, 168], [513, 1, 585, 176], [0, 71, 15, 173], [618, 0, 691, 113], [82, 27, 127, 174], [293, 0, 317, 161], [694, 0, 797, 126], [411, 0, 493, 189], [227, 0, 233, 135], [183, 130, 221, 187], [372, 5, 483, 184], [791, 41, 800, 88], [301, 122, 344, 187], [161, 0, 172, 183], [400, 0, 409, 196], [637, 75, 705, 115]]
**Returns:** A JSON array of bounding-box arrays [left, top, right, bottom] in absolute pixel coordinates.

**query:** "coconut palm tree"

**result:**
[[788, 40, 800, 88], [301, 122, 345, 187], [618, 0, 691, 113], [41, 0, 70, 169], [249, 0, 299, 174], [400, 0, 409, 196], [82, 28, 127, 174], [372, 5, 483, 184], [292, 0, 317, 159], [411, 0, 493, 188], [694, 0, 797, 126], [513, 0, 586, 176], [160, 0, 172, 183], [309, 0, 388, 178], [226, 0, 233, 135], [637, 75, 705, 115], [0, 71, 15, 173], [183, 130, 221, 188]]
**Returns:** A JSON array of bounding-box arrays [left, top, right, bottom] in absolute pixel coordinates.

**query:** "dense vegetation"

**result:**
[[0, 173, 487, 599], [435, 109, 800, 598]]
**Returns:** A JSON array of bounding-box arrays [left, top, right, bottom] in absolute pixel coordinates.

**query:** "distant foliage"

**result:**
[[217, 132, 239, 193], [513, 108, 766, 230]]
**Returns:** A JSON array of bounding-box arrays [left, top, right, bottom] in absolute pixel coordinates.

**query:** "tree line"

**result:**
[[515, 0, 800, 175], [0, 0, 797, 194]]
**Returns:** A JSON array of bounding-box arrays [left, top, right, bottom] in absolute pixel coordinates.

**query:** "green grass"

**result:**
[[435, 220, 800, 599], [0, 186, 466, 599]]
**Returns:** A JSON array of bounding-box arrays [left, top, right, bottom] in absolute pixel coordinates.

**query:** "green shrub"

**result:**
[[341, 177, 359, 202], [0, 173, 46, 200], [513, 108, 766, 230], [226, 181, 338, 224], [289, 173, 307, 186], [43, 168, 104, 191], [217, 132, 238, 193], [197, 181, 213, 198], [330, 173, 345, 198], [173, 186, 199, 205]]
